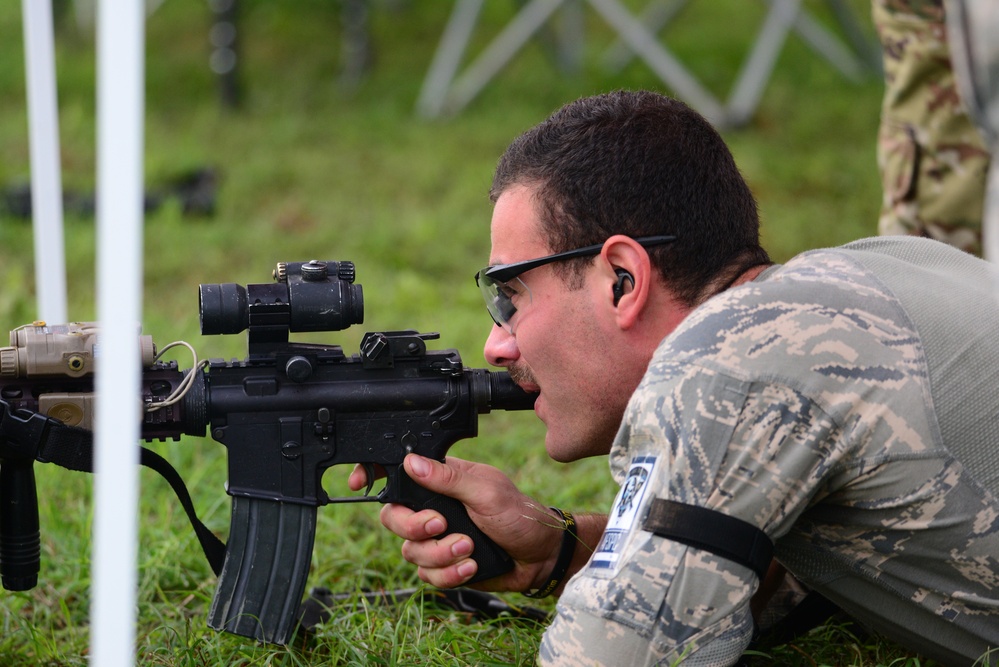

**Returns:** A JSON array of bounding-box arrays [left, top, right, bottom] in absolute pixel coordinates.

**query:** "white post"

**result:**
[[21, 0, 67, 324], [90, 0, 145, 664]]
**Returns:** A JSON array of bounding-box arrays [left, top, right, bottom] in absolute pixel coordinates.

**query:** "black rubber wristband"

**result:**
[[523, 508, 577, 599]]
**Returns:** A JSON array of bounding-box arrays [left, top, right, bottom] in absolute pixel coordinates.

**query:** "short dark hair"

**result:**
[[490, 90, 769, 305]]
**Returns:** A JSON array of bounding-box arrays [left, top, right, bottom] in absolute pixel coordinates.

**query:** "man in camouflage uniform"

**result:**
[[874, 0, 990, 255], [547, 235, 999, 665], [367, 91, 999, 665], [945, 0, 999, 263]]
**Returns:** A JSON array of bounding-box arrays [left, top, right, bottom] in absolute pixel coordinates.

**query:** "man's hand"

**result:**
[[349, 454, 570, 593]]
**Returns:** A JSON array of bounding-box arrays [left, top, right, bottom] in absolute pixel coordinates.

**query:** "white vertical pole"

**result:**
[[90, 0, 144, 664], [21, 0, 68, 324]]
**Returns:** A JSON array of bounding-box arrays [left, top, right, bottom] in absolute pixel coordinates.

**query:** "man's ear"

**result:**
[[601, 235, 652, 329]]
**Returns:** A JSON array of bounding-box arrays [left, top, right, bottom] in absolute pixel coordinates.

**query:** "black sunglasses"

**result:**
[[479, 235, 676, 283], [474, 235, 676, 331]]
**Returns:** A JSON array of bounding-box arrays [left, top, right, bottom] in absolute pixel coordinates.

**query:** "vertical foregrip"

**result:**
[[208, 496, 317, 644], [0, 461, 40, 591]]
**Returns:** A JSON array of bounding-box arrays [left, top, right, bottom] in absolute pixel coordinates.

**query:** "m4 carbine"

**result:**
[[0, 259, 536, 644]]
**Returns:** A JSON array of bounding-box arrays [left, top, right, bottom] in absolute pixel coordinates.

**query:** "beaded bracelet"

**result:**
[[523, 508, 577, 599]]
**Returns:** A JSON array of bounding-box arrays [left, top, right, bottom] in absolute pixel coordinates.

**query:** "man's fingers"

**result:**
[[347, 464, 367, 492], [407, 533, 479, 588], [349, 455, 466, 494], [379, 454, 551, 591], [379, 502, 479, 588], [417, 559, 479, 589], [380, 502, 447, 541], [401, 531, 473, 568], [347, 463, 387, 492], [404, 453, 467, 498]]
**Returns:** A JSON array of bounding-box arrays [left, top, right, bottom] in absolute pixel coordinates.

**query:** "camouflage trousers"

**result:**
[[873, 0, 990, 255]]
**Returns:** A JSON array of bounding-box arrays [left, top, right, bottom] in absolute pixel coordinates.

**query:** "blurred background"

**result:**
[[0, 1, 893, 664], [1, 0, 884, 355]]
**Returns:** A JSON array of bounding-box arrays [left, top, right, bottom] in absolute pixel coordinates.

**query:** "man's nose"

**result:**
[[484, 324, 519, 367]]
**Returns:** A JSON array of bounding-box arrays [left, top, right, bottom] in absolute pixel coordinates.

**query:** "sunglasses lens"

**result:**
[[475, 270, 525, 331]]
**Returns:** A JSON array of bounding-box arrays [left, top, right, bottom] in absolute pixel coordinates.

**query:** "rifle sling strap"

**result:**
[[30, 416, 226, 577], [642, 498, 773, 581]]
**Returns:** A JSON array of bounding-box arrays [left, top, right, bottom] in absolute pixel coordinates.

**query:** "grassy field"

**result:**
[[0, 0, 945, 664]]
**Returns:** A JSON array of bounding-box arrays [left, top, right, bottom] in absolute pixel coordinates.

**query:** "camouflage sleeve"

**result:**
[[541, 242, 999, 664], [873, 0, 991, 254], [539, 362, 846, 666]]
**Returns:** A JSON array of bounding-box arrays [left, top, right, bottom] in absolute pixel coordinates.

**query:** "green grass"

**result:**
[[0, 0, 954, 664]]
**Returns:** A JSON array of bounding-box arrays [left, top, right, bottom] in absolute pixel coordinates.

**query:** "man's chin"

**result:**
[[544, 423, 615, 462], [543, 432, 584, 463]]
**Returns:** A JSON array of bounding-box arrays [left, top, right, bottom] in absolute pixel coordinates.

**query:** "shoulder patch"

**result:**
[[590, 455, 657, 572]]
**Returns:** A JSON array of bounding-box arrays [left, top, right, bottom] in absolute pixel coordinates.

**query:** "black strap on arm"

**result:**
[[642, 497, 773, 581], [2, 403, 226, 576]]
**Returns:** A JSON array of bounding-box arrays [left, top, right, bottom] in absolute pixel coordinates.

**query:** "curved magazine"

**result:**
[[207, 496, 317, 644]]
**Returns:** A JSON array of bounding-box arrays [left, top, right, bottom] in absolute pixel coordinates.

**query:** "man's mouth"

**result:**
[[508, 364, 540, 394]]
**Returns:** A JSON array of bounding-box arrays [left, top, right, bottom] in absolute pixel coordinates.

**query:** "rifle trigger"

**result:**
[[362, 463, 376, 496]]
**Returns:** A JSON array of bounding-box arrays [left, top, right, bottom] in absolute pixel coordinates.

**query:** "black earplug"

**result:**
[[613, 269, 634, 305]]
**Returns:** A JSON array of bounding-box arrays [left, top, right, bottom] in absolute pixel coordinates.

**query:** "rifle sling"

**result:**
[[2, 404, 226, 576]]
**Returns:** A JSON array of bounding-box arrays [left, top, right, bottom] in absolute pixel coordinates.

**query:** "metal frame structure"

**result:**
[[417, 0, 877, 128]]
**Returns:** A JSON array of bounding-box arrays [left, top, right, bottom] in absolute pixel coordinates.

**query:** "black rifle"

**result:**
[[0, 260, 535, 644]]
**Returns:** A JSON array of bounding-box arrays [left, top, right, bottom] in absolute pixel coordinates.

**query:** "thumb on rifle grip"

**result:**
[[415, 493, 513, 584]]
